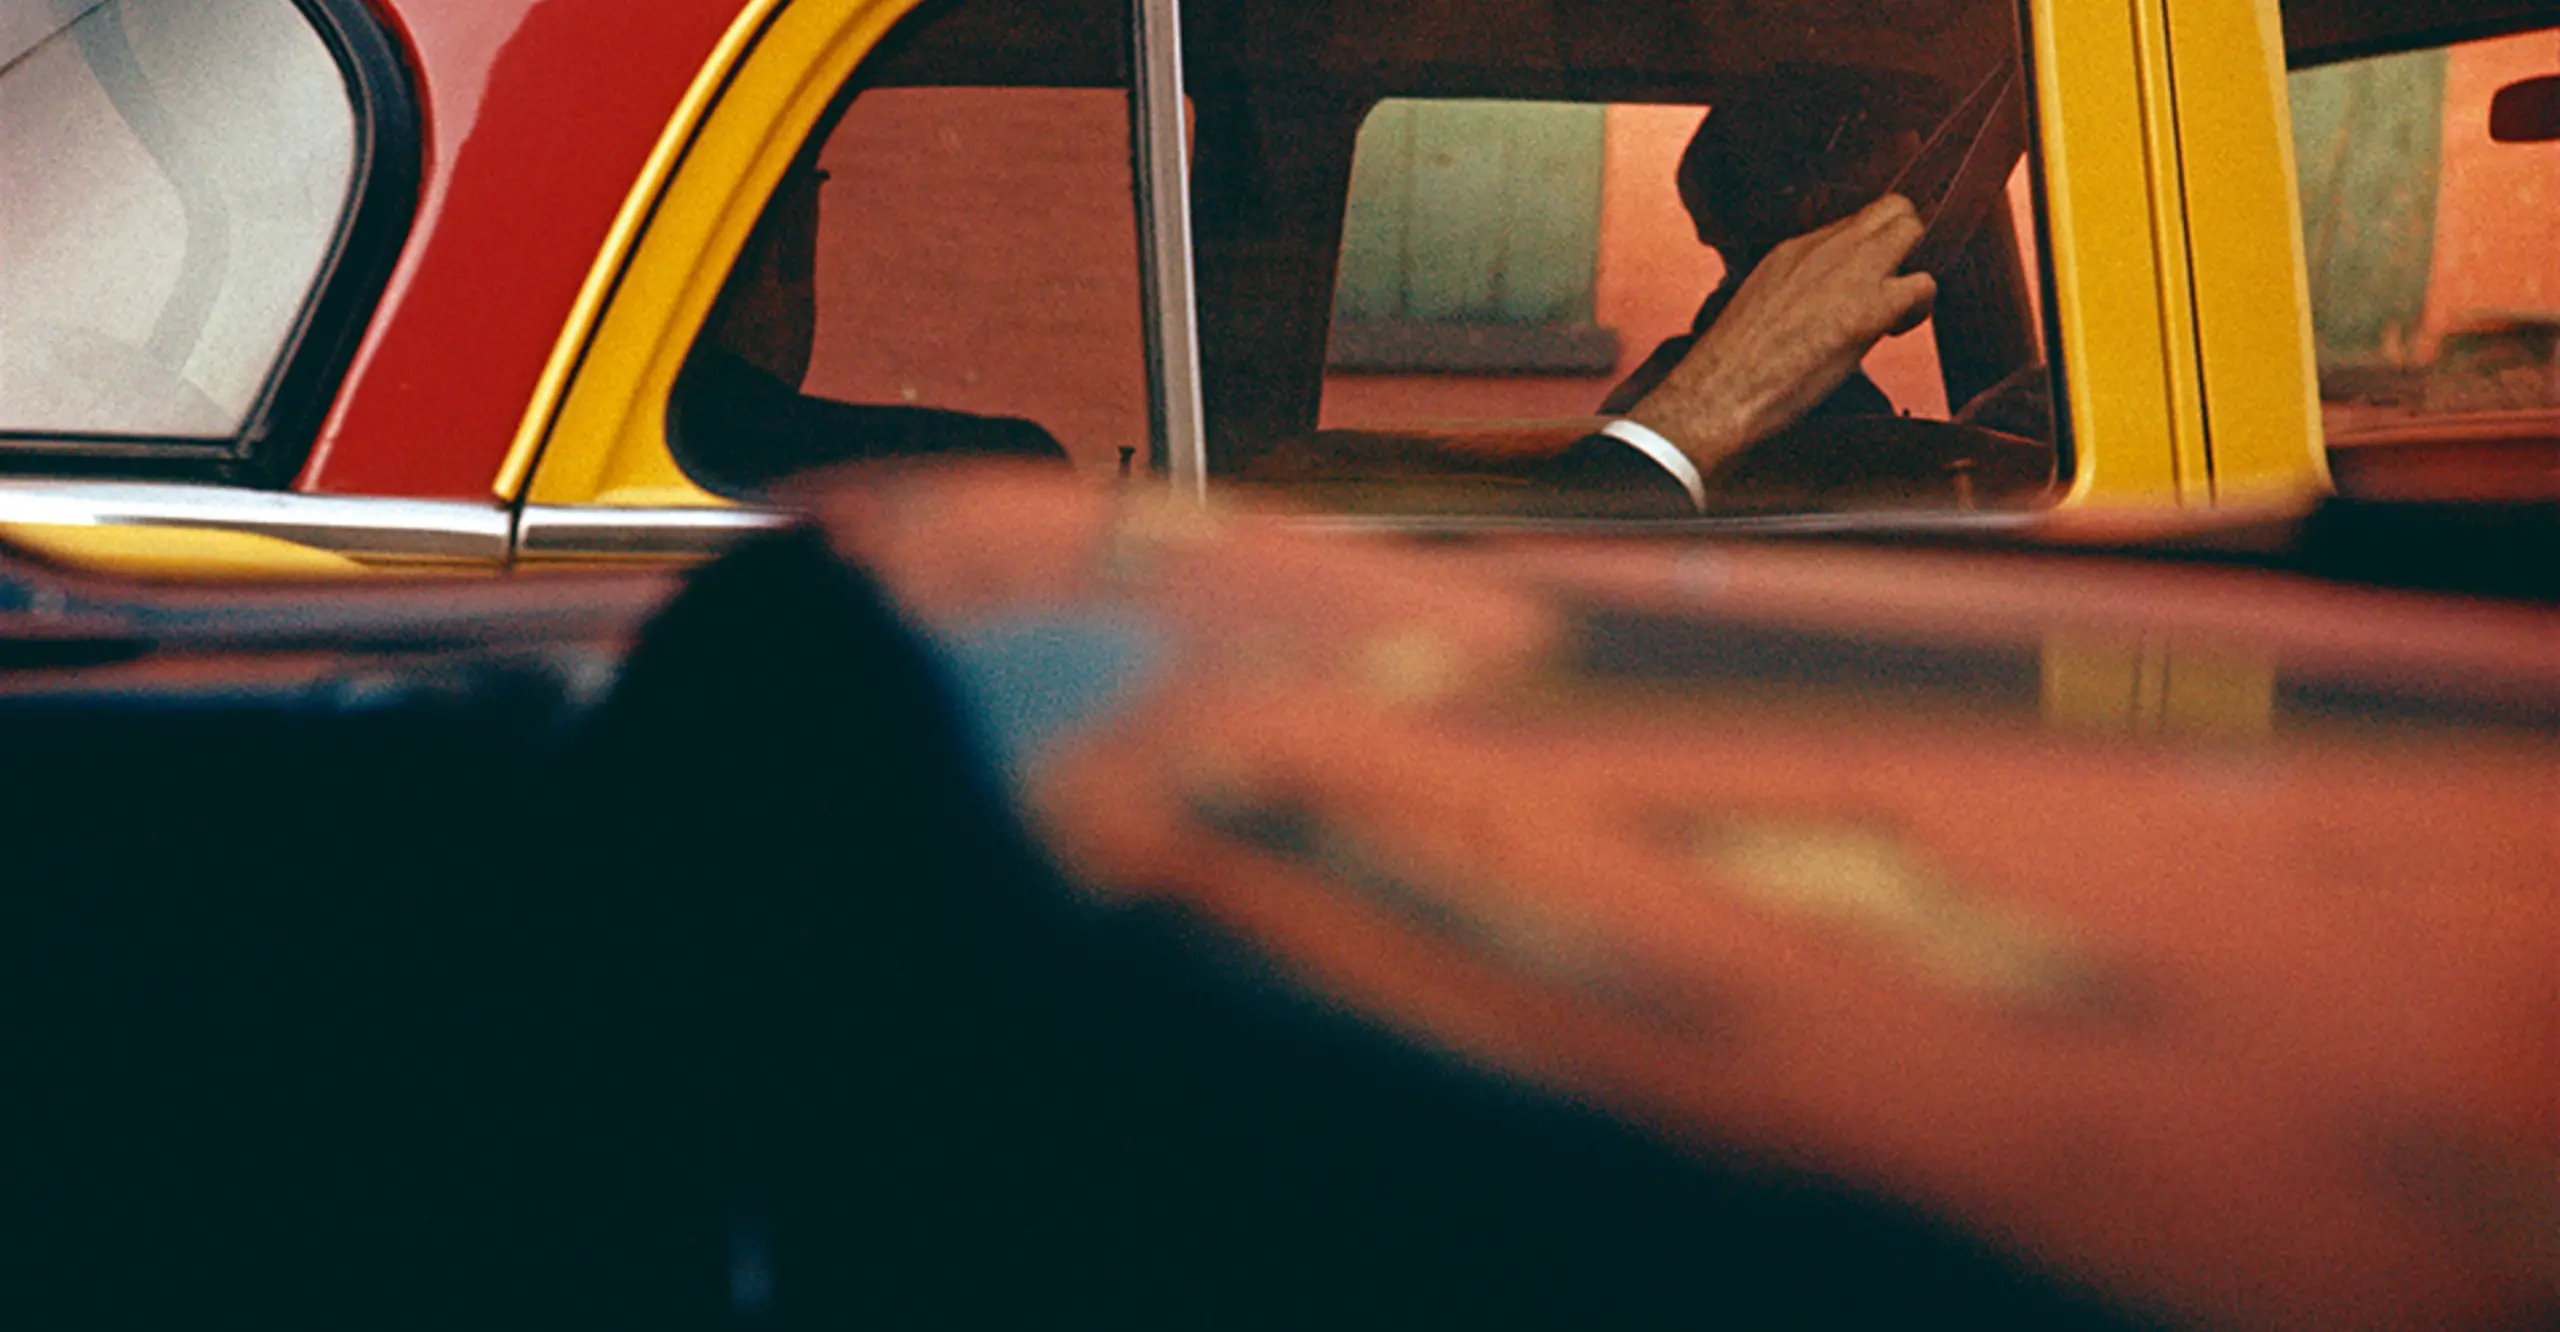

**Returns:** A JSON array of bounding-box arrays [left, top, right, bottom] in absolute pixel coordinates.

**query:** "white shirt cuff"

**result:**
[[1598, 418, 1707, 513]]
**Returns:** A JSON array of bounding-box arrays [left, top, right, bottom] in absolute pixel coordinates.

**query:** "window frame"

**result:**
[[1151, 0, 2084, 516], [662, 75, 1151, 496], [1130, 0, 1207, 496], [0, 0, 421, 489], [518, 0, 2339, 546], [508, 0, 1176, 548]]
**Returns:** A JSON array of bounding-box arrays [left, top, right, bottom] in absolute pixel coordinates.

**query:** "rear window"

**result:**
[[0, 0, 358, 440]]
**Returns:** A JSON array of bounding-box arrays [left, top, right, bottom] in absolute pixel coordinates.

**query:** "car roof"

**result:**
[[2281, 0, 2558, 64]]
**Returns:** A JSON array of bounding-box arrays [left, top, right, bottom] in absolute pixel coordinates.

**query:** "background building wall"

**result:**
[[2417, 30, 2560, 361]]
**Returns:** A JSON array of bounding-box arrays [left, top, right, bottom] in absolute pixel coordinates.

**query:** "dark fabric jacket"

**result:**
[[673, 348, 1068, 493]]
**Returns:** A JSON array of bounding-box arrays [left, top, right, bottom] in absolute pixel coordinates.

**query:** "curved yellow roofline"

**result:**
[[496, 0, 929, 506]]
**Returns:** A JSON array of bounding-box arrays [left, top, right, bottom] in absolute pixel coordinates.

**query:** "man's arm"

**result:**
[[1621, 194, 1938, 483]]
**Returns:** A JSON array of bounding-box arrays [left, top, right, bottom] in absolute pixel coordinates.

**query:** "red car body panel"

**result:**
[[818, 466, 2560, 1330], [298, 0, 742, 499]]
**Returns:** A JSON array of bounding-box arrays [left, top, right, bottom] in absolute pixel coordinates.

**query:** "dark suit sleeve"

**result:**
[[672, 349, 1071, 493]]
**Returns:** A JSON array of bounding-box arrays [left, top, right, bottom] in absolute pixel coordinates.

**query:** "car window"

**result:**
[[1318, 98, 2044, 438], [1186, 0, 2059, 519], [2292, 27, 2559, 463], [667, 0, 1144, 496], [0, 0, 357, 440]]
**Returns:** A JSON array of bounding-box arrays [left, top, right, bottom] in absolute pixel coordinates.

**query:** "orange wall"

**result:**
[[804, 88, 1149, 476]]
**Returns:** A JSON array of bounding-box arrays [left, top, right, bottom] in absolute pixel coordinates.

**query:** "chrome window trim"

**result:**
[[0, 480, 508, 562], [514, 504, 790, 560], [1282, 510, 2053, 538], [1129, 0, 1210, 501]]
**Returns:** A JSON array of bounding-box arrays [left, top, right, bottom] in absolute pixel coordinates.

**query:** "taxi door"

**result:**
[[503, 0, 2332, 563]]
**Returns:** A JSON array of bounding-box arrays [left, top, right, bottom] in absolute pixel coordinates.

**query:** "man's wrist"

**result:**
[[1623, 389, 1754, 481], [1596, 419, 1707, 512]]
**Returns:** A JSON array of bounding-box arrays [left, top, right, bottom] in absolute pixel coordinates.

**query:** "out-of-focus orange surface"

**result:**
[[820, 467, 2557, 1330]]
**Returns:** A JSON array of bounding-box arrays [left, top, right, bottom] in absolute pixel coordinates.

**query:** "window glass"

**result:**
[[0, 0, 357, 438], [2292, 29, 2560, 447], [1194, 0, 2057, 519], [669, 0, 1143, 495], [1319, 100, 2046, 434]]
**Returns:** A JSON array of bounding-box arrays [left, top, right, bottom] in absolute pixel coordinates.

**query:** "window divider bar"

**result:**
[[1129, 0, 1209, 500]]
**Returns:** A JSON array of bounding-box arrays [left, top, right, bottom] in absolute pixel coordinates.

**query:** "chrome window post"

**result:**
[[1130, 0, 1210, 501]]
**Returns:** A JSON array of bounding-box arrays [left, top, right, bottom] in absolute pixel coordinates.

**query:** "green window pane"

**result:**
[[1330, 99, 1610, 372], [2291, 48, 2449, 365]]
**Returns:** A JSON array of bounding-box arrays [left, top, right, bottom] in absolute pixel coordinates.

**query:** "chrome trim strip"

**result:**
[[1130, 0, 1210, 501], [1280, 510, 2053, 538], [0, 481, 511, 562], [515, 504, 791, 559]]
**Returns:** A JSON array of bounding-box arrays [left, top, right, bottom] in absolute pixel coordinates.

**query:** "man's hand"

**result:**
[[1627, 194, 1936, 474]]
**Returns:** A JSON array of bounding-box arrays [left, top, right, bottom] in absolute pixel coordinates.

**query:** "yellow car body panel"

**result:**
[[2130, 0, 2217, 501], [0, 524, 373, 580], [2164, 0, 2332, 505], [2032, 0, 2185, 505]]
